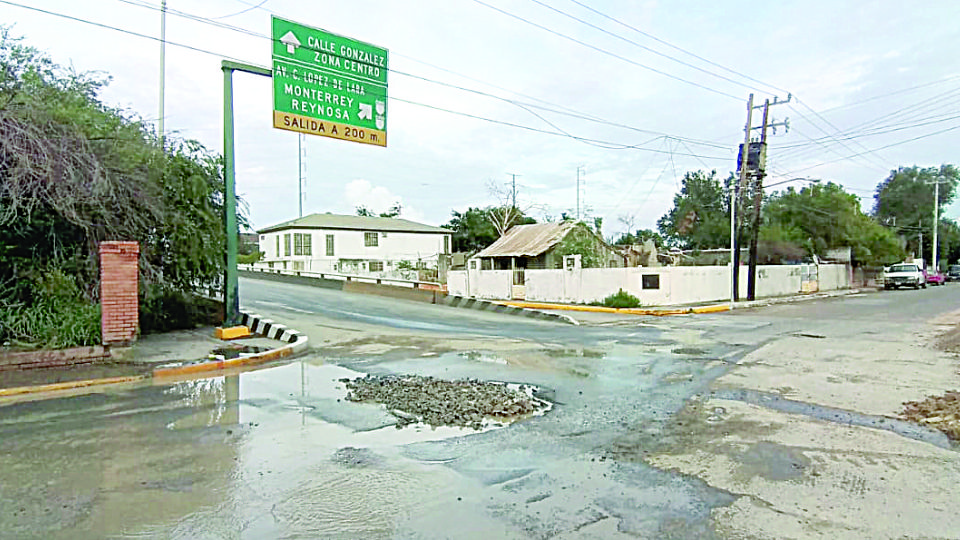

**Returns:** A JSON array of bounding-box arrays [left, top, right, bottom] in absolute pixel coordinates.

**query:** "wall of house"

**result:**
[[449, 264, 850, 305], [256, 228, 449, 275]]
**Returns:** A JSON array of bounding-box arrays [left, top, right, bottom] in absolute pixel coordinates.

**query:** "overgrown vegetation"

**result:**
[[591, 289, 641, 308], [0, 28, 241, 347]]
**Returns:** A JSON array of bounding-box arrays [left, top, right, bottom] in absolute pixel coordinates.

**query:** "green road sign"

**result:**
[[271, 16, 388, 147]]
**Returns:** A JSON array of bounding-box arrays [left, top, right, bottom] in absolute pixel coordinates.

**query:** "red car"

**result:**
[[924, 269, 945, 286]]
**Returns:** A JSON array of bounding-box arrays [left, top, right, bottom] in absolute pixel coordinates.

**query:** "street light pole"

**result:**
[[933, 176, 941, 271]]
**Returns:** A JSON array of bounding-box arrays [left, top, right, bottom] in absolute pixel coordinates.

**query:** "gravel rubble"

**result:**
[[903, 391, 960, 440], [343, 374, 547, 430]]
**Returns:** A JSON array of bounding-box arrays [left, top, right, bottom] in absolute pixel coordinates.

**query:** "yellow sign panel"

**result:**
[[273, 111, 386, 147]]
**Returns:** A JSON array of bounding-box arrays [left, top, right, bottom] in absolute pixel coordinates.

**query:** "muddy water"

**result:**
[[0, 335, 741, 539]]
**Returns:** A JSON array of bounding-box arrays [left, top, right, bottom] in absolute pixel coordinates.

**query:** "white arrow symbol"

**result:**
[[358, 103, 373, 120], [280, 31, 301, 54]]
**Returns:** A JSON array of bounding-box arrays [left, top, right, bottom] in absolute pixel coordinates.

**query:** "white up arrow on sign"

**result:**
[[280, 31, 301, 54]]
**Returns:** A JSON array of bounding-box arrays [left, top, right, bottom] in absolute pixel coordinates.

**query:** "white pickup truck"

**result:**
[[882, 263, 926, 290]]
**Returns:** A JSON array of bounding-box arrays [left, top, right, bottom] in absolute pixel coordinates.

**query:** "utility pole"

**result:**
[[926, 175, 948, 271], [158, 0, 167, 148], [508, 173, 521, 209], [746, 95, 790, 300], [576, 167, 580, 221], [732, 94, 754, 304], [919, 218, 923, 261]]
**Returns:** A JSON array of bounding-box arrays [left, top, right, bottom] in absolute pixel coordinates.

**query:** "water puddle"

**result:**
[[158, 361, 551, 448], [713, 388, 954, 449], [208, 345, 271, 360]]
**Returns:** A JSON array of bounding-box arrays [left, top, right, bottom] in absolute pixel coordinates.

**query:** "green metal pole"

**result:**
[[222, 65, 240, 326]]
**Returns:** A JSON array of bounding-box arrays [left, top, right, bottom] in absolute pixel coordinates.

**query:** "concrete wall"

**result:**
[[448, 264, 851, 305]]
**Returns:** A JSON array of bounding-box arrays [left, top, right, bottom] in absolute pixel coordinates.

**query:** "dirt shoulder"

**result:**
[[641, 308, 960, 539]]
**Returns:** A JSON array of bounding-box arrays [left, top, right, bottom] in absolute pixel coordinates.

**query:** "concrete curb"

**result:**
[[0, 374, 148, 398], [500, 301, 731, 317], [437, 295, 579, 325], [152, 311, 309, 378], [0, 312, 309, 398]]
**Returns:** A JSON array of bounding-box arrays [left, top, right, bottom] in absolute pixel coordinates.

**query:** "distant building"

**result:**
[[471, 222, 624, 270], [254, 213, 451, 278]]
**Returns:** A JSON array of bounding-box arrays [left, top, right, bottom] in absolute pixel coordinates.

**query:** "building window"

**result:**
[[364, 232, 379, 247], [284, 234, 291, 256], [294, 233, 311, 256], [326, 234, 335, 256], [275, 235, 280, 257], [641, 274, 660, 290], [444, 235, 451, 254], [369, 261, 384, 272], [293, 261, 304, 271]]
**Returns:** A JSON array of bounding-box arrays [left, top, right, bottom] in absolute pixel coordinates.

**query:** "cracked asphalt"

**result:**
[[1, 278, 959, 538]]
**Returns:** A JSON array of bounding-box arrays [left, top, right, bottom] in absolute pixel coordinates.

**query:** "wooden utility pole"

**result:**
[[732, 94, 754, 304], [746, 96, 790, 300], [746, 101, 770, 300]]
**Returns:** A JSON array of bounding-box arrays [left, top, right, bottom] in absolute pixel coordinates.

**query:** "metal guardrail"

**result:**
[[239, 265, 444, 290]]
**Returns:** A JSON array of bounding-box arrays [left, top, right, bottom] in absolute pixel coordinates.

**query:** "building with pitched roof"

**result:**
[[255, 213, 451, 278], [472, 222, 624, 271]]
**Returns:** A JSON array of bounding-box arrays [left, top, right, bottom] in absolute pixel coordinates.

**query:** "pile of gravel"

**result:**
[[343, 374, 545, 430]]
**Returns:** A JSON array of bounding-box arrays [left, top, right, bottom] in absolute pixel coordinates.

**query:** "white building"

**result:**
[[255, 213, 451, 279]]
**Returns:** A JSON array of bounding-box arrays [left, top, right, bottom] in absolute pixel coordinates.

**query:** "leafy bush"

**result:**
[[0, 270, 100, 348], [139, 285, 222, 334], [595, 289, 641, 309]]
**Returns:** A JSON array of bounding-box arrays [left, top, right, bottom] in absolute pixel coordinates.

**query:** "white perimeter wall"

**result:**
[[448, 264, 850, 305]]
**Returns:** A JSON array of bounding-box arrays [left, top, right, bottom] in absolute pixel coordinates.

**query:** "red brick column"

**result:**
[[99, 241, 140, 346]]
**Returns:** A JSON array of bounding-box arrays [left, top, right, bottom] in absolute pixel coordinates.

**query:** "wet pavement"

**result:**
[[4, 280, 960, 538], [0, 308, 742, 539]]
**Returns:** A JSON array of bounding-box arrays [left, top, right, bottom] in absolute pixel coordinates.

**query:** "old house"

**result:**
[[471, 222, 624, 271]]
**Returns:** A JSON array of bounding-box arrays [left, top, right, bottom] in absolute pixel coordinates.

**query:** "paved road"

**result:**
[[2, 280, 959, 538]]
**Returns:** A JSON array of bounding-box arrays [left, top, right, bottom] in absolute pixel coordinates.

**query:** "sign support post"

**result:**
[[222, 60, 271, 326]]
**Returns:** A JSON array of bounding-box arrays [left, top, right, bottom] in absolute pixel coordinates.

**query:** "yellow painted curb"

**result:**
[[691, 304, 731, 314], [152, 345, 295, 379], [501, 302, 619, 313], [0, 374, 148, 397], [216, 325, 252, 340], [500, 301, 729, 317]]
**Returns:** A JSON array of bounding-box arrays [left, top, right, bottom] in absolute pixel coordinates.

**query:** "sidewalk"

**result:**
[[503, 288, 873, 325], [0, 310, 311, 397]]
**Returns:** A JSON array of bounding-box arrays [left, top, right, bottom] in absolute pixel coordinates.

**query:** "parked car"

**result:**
[[882, 263, 926, 290], [925, 269, 945, 286], [947, 265, 960, 282]]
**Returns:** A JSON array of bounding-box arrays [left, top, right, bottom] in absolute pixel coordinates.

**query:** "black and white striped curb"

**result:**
[[239, 310, 310, 353], [436, 295, 578, 325]]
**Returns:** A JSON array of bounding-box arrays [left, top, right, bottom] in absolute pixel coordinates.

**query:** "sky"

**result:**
[[5, 0, 960, 239]]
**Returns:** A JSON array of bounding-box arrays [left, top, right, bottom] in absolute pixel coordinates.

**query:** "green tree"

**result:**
[[613, 228, 664, 247], [443, 206, 534, 252], [552, 223, 611, 268], [873, 165, 959, 261], [657, 170, 731, 249], [764, 182, 902, 265], [0, 28, 241, 343]]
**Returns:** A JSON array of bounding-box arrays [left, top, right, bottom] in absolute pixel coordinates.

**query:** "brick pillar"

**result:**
[[100, 241, 140, 346]]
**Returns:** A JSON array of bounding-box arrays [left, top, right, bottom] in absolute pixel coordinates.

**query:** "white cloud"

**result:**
[[343, 179, 429, 224]]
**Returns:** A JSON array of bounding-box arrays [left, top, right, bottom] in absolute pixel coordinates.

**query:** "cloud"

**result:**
[[343, 179, 429, 224]]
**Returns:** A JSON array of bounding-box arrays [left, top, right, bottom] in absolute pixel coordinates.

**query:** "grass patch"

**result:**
[[590, 289, 641, 309]]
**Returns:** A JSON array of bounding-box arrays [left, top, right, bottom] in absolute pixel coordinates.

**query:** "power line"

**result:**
[[776, 123, 960, 177], [116, 0, 731, 150], [526, 0, 768, 94], [3, 0, 728, 156], [468, 0, 742, 101], [564, 0, 787, 95]]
